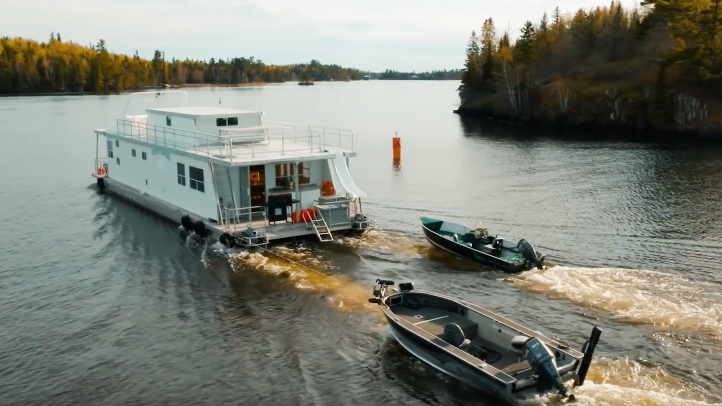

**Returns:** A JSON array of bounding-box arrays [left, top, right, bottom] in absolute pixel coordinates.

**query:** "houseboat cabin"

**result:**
[[92, 91, 373, 247]]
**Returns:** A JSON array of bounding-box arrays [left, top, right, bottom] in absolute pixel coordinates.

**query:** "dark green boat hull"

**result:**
[[420, 217, 537, 273]]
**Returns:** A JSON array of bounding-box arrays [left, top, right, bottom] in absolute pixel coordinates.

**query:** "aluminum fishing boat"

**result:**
[[421, 217, 545, 272], [369, 279, 602, 404]]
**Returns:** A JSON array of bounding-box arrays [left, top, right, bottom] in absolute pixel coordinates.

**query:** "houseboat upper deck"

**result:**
[[92, 90, 374, 247]]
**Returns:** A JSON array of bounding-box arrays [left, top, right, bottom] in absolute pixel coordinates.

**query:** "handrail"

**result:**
[[223, 205, 267, 233], [113, 119, 354, 162]]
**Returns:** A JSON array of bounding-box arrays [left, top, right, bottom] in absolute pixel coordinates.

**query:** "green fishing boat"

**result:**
[[420, 217, 545, 273]]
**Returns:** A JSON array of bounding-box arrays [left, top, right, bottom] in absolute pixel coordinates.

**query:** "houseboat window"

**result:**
[[132, 149, 136, 157], [177, 163, 186, 186], [189, 166, 205, 192], [275, 163, 295, 189], [228, 117, 238, 125], [115, 140, 119, 148], [142, 152, 147, 160], [116, 157, 120, 165], [299, 162, 310, 184], [166, 116, 171, 126], [216, 118, 227, 126], [107, 140, 114, 158]]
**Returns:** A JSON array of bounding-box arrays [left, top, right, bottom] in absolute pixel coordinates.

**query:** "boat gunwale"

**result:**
[[378, 288, 584, 384]]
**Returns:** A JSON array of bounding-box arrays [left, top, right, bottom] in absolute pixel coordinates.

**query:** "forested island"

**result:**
[[456, 1, 722, 139], [372, 69, 463, 80], [0, 34, 367, 94]]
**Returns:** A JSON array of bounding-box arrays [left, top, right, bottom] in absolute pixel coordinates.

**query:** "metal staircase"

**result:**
[[304, 211, 333, 242]]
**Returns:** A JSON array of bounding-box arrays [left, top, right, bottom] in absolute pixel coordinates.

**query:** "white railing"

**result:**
[[266, 120, 354, 152], [310, 125, 354, 152], [115, 119, 355, 163], [222, 205, 266, 233], [313, 196, 356, 228], [117, 119, 232, 159]]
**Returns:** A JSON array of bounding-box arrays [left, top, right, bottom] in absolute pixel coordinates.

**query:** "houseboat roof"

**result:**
[[146, 106, 262, 117]]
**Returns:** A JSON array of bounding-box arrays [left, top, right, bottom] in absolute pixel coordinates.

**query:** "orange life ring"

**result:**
[[321, 181, 335, 196], [97, 167, 106, 175]]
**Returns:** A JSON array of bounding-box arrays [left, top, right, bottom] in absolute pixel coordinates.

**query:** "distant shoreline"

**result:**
[[0, 82, 271, 97], [172, 82, 268, 88]]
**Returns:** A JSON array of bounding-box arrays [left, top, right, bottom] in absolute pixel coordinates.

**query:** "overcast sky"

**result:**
[[2, 0, 639, 72]]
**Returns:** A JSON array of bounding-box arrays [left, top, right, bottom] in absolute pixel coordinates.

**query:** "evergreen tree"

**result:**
[[465, 30, 480, 55], [480, 19, 496, 90], [459, 31, 483, 103], [516, 21, 537, 65], [538, 12, 550, 57]]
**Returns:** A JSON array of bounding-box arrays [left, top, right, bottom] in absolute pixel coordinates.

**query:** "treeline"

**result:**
[[376, 69, 463, 80], [457, 1, 722, 136], [0, 34, 366, 94]]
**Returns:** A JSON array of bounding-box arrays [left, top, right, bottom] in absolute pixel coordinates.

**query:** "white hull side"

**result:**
[[100, 176, 211, 231], [96, 177, 362, 242]]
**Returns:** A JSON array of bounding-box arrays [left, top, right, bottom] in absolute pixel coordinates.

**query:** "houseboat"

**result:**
[[91, 91, 374, 247]]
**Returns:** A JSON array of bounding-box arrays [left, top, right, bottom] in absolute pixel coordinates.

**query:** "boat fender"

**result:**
[[219, 233, 235, 248], [192, 220, 208, 238], [180, 215, 193, 232], [97, 177, 106, 190]]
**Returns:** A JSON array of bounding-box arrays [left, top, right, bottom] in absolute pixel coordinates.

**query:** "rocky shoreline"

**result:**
[[454, 88, 722, 143]]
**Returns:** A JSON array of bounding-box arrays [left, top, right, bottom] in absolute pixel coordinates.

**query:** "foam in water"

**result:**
[[520, 357, 722, 406], [227, 245, 376, 313], [336, 228, 427, 254], [508, 266, 722, 341]]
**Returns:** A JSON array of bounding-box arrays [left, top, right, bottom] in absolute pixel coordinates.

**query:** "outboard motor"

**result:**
[[352, 213, 369, 230], [242, 228, 260, 245], [518, 239, 545, 268], [511, 336, 566, 396]]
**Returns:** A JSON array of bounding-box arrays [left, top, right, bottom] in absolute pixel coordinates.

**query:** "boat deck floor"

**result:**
[[391, 305, 532, 376]]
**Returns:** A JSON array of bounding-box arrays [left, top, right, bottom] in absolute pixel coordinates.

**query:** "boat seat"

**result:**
[[510, 335, 530, 355], [443, 323, 471, 350], [404, 295, 423, 309]]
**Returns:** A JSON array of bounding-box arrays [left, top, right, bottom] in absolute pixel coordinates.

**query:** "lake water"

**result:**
[[2, 81, 722, 406]]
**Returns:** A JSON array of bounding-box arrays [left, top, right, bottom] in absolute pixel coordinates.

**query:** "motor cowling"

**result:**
[[242, 228, 260, 245], [522, 337, 566, 395], [518, 239, 544, 268]]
